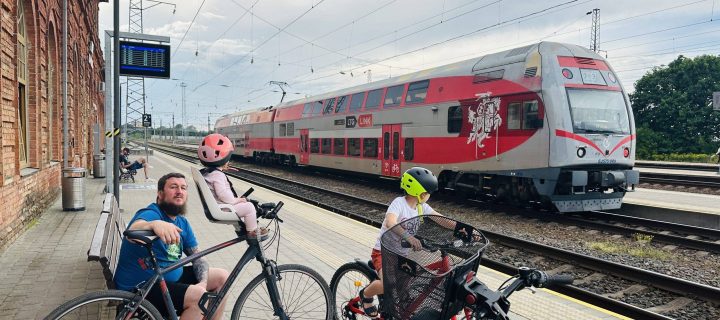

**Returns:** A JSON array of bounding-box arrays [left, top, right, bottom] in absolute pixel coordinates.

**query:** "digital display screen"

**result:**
[[579, 68, 607, 86], [119, 41, 171, 78]]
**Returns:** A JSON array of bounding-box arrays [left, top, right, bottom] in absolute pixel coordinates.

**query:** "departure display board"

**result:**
[[119, 41, 171, 78]]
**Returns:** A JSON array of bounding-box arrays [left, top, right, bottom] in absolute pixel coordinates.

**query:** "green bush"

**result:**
[[639, 153, 716, 163]]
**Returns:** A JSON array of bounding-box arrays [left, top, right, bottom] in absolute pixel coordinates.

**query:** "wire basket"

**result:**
[[381, 215, 488, 319]]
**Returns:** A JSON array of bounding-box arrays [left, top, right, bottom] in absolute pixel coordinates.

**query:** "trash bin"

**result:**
[[93, 154, 106, 178], [62, 167, 86, 211]]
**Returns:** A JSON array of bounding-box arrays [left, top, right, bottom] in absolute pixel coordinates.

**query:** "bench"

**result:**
[[88, 193, 126, 289], [119, 167, 137, 183]]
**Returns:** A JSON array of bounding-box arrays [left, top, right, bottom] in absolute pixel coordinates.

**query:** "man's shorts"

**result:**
[[371, 249, 382, 272], [145, 266, 199, 317], [128, 161, 144, 171]]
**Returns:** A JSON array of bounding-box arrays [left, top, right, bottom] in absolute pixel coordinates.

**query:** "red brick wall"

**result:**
[[0, 0, 103, 251]]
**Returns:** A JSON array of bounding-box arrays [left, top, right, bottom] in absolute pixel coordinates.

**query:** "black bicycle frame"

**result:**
[[120, 235, 288, 320]]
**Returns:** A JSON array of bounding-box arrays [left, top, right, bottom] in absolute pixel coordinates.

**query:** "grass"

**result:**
[[587, 234, 671, 260]]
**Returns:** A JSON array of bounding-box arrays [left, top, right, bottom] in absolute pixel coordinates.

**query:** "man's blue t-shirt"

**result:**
[[114, 203, 198, 291]]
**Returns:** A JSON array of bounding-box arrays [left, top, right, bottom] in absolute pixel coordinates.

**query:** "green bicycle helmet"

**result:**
[[401, 167, 438, 200]]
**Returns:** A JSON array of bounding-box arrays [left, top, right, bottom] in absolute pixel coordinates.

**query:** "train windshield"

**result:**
[[567, 89, 631, 134]]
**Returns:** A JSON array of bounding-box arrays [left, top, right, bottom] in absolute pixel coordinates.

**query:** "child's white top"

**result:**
[[373, 196, 434, 251]]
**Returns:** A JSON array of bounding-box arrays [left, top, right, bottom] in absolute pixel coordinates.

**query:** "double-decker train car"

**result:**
[[216, 41, 639, 212]]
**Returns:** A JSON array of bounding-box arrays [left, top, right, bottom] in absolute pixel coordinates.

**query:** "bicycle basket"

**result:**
[[380, 215, 488, 319]]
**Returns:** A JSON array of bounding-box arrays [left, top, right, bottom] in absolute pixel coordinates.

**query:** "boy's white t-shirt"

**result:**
[[373, 196, 434, 251]]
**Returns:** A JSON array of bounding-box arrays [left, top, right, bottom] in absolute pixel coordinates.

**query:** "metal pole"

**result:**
[[114, 0, 121, 201], [172, 113, 175, 143], [62, 0, 68, 168], [181, 82, 187, 141], [104, 31, 113, 194]]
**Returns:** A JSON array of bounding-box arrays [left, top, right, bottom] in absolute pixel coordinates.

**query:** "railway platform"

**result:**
[[0, 151, 627, 319]]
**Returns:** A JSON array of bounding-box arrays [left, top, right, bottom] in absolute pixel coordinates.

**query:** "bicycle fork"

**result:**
[[261, 259, 289, 320]]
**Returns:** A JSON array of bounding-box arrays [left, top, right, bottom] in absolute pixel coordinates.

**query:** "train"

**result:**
[[215, 41, 639, 212]]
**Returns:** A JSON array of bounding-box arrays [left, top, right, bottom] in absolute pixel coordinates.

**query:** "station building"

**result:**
[[0, 0, 105, 249]]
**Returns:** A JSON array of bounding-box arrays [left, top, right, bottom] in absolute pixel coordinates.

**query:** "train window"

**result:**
[[323, 98, 336, 115], [302, 103, 313, 118], [473, 69, 504, 83], [312, 101, 324, 115], [286, 122, 294, 136], [522, 101, 542, 129], [404, 138, 414, 160], [363, 138, 378, 158], [279, 124, 287, 137], [321, 138, 332, 154], [366, 89, 383, 110], [384, 85, 404, 107], [310, 139, 320, 153], [383, 132, 390, 160], [333, 138, 346, 155], [348, 138, 361, 156], [335, 96, 348, 113], [350, 92, 365, 112], [447, 106, 463, 133], [406, 80, 429, 104], [508, 103, 522, 130]]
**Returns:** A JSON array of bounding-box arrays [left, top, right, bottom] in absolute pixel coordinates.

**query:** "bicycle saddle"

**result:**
[[124, 229, 158, 247]]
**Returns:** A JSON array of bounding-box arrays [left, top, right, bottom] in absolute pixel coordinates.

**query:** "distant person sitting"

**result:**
[[715, 147, 720, 164], [120, 147, 152, 181]]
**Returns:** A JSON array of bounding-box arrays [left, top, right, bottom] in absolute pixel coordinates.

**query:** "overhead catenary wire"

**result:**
[[172, 0, 207, 59]]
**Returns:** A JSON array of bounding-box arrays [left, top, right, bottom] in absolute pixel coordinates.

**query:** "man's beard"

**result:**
[[158, 200, 186, 216]]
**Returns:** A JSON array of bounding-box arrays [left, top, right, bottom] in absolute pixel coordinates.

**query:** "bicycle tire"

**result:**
[[230, 264, 333, 320], [44, 289, 163, 320], [329, 262, 377, 320]]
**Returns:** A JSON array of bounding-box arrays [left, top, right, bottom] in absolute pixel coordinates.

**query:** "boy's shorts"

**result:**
[[371, 249, 382, 271]]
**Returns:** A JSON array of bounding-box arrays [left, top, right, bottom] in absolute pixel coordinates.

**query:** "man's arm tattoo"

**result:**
[[186, 246, 209, 283]]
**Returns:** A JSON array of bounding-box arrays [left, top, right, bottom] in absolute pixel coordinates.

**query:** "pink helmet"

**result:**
[[198, 133, 234, 167]]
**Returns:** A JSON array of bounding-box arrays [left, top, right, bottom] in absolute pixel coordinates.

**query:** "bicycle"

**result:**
[[330, 215, 574, 320], [45, 188, 334, 320]]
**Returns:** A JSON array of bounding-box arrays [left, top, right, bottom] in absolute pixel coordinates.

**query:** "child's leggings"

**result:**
[[233, 202, 258, 231]]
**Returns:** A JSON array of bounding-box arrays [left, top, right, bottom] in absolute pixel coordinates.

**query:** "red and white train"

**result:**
[[216, 42, 639, 212]]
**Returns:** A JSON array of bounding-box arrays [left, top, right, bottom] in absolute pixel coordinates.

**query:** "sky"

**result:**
[[98, 0, 720, 130]]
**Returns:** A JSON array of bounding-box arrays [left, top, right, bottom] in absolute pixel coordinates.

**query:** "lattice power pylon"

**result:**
[[588, 8, 600, 52], [124, 0, 146, 141]]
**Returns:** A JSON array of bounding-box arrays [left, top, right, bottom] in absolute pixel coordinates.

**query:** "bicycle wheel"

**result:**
[[44, 289, 163, 320], [231, 264, 333, 320], [329, 262, 377, 320]]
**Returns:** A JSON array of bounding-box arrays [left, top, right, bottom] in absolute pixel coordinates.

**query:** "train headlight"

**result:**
[[577, 147, 586, 158], [623, 147, 630, 158], [562, 68, 573, 79]]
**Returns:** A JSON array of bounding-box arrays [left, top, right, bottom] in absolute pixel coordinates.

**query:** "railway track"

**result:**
[[147, 141, 720, 319], [640, 172, 720, 190]]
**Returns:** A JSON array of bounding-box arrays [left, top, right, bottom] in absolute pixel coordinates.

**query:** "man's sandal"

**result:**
[[358, 287, 379, 318]]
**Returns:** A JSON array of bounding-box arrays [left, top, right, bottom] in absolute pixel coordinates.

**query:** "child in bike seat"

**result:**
[[360, 167, 447, 318], [198, 133, 268, 237]]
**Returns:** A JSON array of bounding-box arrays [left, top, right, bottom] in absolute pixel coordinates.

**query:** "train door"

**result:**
[[299, 129, 310, 164], [381, 124, 402, 177], [243, 132, 250, 157]]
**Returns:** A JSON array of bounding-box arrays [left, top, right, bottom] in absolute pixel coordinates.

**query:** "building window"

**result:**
[[363, 138, 378, 158], [348, 138, 361, 156], [404, 138, 414, 160], [310, 139, 320, 153], [507, 103, 522, 130], [365, 89, 383, 111], [333, 138, 345, 155], [447, 106, 463, 133], [405, 80, 429, 104], [17, 0, 29, 168], [350, 92, 364, 112], [321, 138, 332, 154], [384, 84, 404, 107]]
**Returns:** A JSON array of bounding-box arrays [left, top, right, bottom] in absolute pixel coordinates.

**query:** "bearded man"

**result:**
[[114, 172, 230, 319]]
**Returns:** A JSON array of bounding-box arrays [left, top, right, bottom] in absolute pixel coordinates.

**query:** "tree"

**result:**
[[630, 55, 720, 154]]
